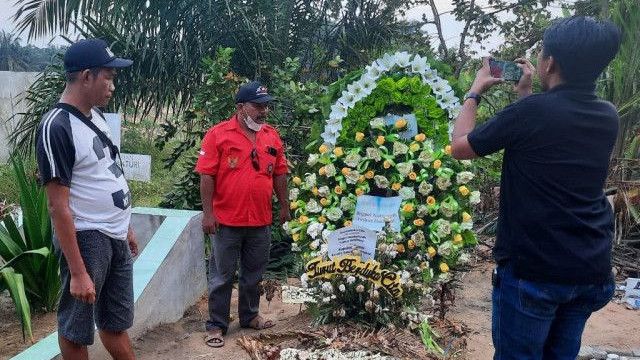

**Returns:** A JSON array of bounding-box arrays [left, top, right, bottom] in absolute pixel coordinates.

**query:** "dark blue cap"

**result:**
[[64, 38, 133, 72], [235, 81, 274, 104]]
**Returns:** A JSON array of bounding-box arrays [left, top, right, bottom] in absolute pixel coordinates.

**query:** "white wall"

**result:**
[[0, 71, 39, 162]]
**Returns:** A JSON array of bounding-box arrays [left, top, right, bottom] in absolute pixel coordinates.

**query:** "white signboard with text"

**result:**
[[328, 226, 377, 261], [121, 153, 151, 182], [352, 195, 402, 232]]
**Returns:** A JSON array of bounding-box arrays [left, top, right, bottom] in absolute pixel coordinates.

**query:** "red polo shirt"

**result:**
[[195, 115, 288, 226]]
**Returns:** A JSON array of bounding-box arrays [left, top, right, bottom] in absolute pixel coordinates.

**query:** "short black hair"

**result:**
[[542, 16, 621, 83], [65, 67, 103, 83]]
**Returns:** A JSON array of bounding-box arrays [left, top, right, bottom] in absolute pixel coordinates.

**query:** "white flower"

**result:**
[[456, 171, 475, 184], [282, 221, 290, 232], [318, 186, 330, 197], [374, 175, 389, 189], [388, 250, 398, 259], [438, 242, 453, 257], [340, 90, 356, 107], [431, 78, 452, 95], [470, 191, 481, 205], [326, 207, 344, 222], [310, 240, 320, 250], [359, 74, 377, 94], [458, 253, 471, 265], [300, 273, 309, 288], [305, 173, 317, 188], [344, 153, 362, 168], [366, 147, 382, 162], [370, 117, 385, 129], [306, 199, 322, 213], [393, 142, 409, 156], [422, 67, 438, 82], [418, 181, 433, 196], [289, 188, 299, 201], [340, 197, 356, 212], [322, 282, 334, 294], [328, 103, 347, 121], [339, 284, 346, 292], [322, 229, 332, 241], [411, 230, 426, 247], [323, 163, 336, 177], [417, 150, 434, 164], [322, 296, 331, 303], [346, 276, 356, 284], [291, 243, 301, 252], [319, 244, 329, 258], [461, 220, 473, 231], [365, 64, 382, 78], [440, 205, 455, 218], [321, 130, 338, 146], [356, 284, 365, 293], [345, 170, 360, 184], [396, 162, 413, 177], [306, 222, 325, 239], [417, 205, 429, 218], [460, 159, 472, 167], [401, 270, 411, 281], [434, 219, 452, 238], [378, 53, 396, 71], [307, 154, 319, 167], [411, 54, 429, 74], [399, 187, 416, 200], [394, 51, 411, 67], [436, 176, 452, 190]]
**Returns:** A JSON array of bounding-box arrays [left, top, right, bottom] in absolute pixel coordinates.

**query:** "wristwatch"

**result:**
[[464, 92, 482, 105]]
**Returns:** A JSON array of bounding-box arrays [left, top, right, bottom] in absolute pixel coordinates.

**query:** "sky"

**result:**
[[0, 0, 573, 52]]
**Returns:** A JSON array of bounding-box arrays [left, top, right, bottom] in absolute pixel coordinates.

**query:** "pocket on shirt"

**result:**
[[223, 146, 244, 170]]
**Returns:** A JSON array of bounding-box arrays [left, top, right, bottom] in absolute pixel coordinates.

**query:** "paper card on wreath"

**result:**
[[281, 285, 316, 304], [352, 195, 402, 232], [327, 226, 377, 261], [384, 113, 418, 140]]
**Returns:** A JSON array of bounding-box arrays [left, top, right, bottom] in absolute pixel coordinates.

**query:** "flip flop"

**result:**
[[243, 315, 275, 330], [204, 330, 224, 348]]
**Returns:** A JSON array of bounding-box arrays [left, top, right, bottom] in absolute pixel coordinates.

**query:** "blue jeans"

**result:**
[[492, 263, 614, 360]]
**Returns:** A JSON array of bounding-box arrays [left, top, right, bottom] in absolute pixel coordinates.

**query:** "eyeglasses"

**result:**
[[250, 148, 259, 171]]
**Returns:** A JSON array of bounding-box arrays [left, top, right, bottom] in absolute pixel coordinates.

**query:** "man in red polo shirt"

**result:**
[[195, 81, 290, 348]]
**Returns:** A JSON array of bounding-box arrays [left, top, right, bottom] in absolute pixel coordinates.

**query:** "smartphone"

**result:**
[[489, 59, 523, 82]]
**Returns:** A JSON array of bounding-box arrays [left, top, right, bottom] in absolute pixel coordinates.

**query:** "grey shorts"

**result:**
[[54, 230, 134, 345]]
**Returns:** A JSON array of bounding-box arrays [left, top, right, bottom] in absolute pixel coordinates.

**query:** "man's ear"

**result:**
[[546, 56, 558, 76], [80, 69, 92, 84]]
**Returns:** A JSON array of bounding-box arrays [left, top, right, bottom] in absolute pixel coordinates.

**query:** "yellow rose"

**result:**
[[319, 144, 329, 154], [427, 246, 437, 258], [319, 166, 327, 176], [409, 172, 417, 181], [391, 183, 401, 191], [341, 167, 351, 176], [292, 176, 302, 185], [376, 136, 385, 146], [383, 160, 392, 169], [358, 175, 366, 183], [356, 188, 365, 196], [320, 198, 329, 206], [292, 233, 300, 242], [427, 196, 436, 206], [299, 215, 309, 224], [396, 244, 406, 253], [344, 220, 352, 227], [395, 118, 407, 129], [462, 212, 472, 222], [433, 160, 442, 169], [290, 202, 298, 210], [410, 143, 420, 152], [414, 133, 426, 142], [365, 170, 375, 179], [312, 187, 319, 196], [318, 216, 327, 223], [439, 263, 450, 273], [333, 147, 344, 157], [402, 203, 414, 213], [445, 145, 452, 155], [420, 261, 429, 270], [355, 132, 365, 142], [459, 185, 470, 196], [407, 239, 416, 250], [334, 185, 343, 195], [413, 218, 425, 227], [453, 234, 463, 245]]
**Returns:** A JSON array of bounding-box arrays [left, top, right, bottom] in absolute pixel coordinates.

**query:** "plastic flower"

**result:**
[[374, 175, 389, 188], [395, 51, 411, 67], [370, 117, 385, 129], [292, 177, 302, 186], [318, 216, 327, 223], [438, 242, 453, 257], [395, 118, 407, 129], [324, 164, 336, 177], [333, 147, 344, 157], [391, 182, 402, 191], [356, 188, 365, 196], [306, 199, 322, 213], [410, 143, 420, 152], [355, 132, 365, 142], [356, 284, 365, 293], [433, 160, 442, 169], [305, 173, 317, 188], [459, 186, 470, 196], [413, 218, 425, 227], [453, 234, 463, 245], [414, 133, 426, 142], [418, 150, 433, 164], [365, 170, 375, 179], [456, 171, 475, 184], [307, 222, 324, 239], [427, 246, 437, 259], [320, 198, 330, 207], [318, 166, 326, 176], [431, 219, 452, 239], [383, 160, 392, 169], [366, 147, 382, 162], [347, 276, 356, 284], [289, 188, 299, 201], [311, 187, 319, 196], [462, 212, 472, 222], [393, 142, 409, 156], [399, 187, 416, 200], [341, 167, 351, 176], [339, 284, 346, 292], [407, 239, 417, 249], [344, 220, 352, 227], [444, 145, 452, 155], [307, 154, 319, 167], [402, 203, 414, 213], [326, 207, 344, 222], [426, 196, 436, 206], [318, 186, 330, 197], [299, 215, 309, 224], [419, 182, 433, 196], [334, 185, 343, 195], [322, 282, 334, 294], [345, 170, 360, 184], [292, 233, 300, 242], [411, 230, 426, 247], [319, 144, 329, 154], [439, 263, 450, 273], [376, 136, 386, 146], [396, 162, 413, 177], [344, 153, 362, 168], [396, 244, 406, 253], [290, 201, 298, 210], [436, 176, 451, 190], [470, 191, 481, 205]]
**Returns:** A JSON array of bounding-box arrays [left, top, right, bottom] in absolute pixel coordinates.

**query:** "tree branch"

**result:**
[[428, 0, 448, 59]]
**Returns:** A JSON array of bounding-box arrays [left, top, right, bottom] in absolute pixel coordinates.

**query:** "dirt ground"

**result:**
[[2, 253, 639, 359]]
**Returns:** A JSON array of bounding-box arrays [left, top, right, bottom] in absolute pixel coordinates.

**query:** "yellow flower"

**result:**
[[320, 198, 329, 207], [395, 118, 407, 129], [312, 187, 319, 196], [433, 160, 442, 169], [344, 220, 352, 227], [376, 136, 385, 146], [414, 133, 426, 142], [365, 170, 375, 179], [445, 145, 452, 155], [420, 261, 429, 270], [410, 143, 420, 152], [427, 196, 436, 206], [290, 202, 298, 210], [292, 176, 302, 185], [391, 183, 401, 191], [358, 175, 366, 183], [413, 218, 425, 227], [407, 239, 416, 250], [408, 172, 417, 181], [319, 166, 327, 176], [318, 216, 327, 223], [341, 167, 351, 176], [333, 147, 344, 157], [334, 185, 343, 195], [383, 160, 392, 169], [396, 244, 406, 253], [319, 144, 329, 154], [439, 263, 450, 273], [453, 234, 463, 245], [427, 246, 437, 258], [459, 186, 470, 196], [292, 233, 300, 242], [299, 215, 309, 224], [462, 212, 472, 222], [356, 188, 365, 196], [402, 203, 414, 213], [355, 132, 365, 142]]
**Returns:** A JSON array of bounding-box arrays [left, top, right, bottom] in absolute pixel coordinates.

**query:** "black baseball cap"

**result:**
[[64, 38, 133, 72], [235, 81, 274, 104]]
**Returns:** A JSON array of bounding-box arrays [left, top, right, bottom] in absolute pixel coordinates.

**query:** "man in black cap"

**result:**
[[195, 81, 290, 348], [36, 38, 137, 359]]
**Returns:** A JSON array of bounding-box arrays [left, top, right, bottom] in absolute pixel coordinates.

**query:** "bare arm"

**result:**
[[274, 174, 291, 224], [45, 181, 95, 303], [200, 174, 218, 233]]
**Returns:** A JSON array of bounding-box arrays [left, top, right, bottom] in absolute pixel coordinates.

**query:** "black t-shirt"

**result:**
[[468, 83, 618, 285]]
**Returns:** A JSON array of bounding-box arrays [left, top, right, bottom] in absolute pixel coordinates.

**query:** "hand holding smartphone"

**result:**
[[489, 58, 524, 82]]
